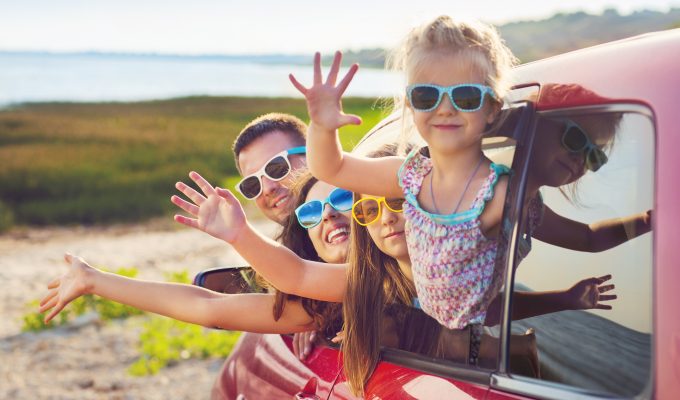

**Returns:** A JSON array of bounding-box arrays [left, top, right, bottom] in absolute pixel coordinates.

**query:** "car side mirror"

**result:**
[[193, 266, 265, 294]]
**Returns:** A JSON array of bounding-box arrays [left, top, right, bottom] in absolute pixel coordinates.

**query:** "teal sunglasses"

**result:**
[[295, 187, 354, 229], [406, 83, 496, 112]]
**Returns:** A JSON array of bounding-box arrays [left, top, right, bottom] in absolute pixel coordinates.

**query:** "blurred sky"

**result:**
[[2, 0, 679, 54]]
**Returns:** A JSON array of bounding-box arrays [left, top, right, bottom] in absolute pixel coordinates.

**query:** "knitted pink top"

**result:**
[[398, 148, 509, 329]]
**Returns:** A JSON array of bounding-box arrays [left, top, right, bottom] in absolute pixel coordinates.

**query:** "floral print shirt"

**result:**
[[398, 148, 510, 329]]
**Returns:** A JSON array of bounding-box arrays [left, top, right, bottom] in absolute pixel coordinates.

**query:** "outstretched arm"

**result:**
[[484, 275, 617, 326], [171, 171, 346, 302], [533, 206, 652, 252], [40, 254, 315, 333], [289, 51, 403, 198]]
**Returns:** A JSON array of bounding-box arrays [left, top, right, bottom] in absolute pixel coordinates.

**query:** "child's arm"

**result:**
[[171, 171, 346, 302], [484, 275, 616, 326], [40, 253, 315, 333], [289, 51, 403, 198], [533, 206, 652, 252]]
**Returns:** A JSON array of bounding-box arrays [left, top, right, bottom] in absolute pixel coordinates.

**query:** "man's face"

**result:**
[[237, 130, 306, 224]]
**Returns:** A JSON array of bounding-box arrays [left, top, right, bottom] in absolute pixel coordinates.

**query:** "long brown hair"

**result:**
[[341, 144, 422, 395], [269, 170, 343, 336]]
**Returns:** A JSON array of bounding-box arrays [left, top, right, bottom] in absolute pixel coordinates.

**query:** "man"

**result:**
[[232, 113, 307, 225], [231, 112, 317, 359]]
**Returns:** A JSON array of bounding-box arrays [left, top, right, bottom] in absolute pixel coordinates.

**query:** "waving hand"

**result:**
[[289, 51, 362, 131], [172, 171, 246, 243]]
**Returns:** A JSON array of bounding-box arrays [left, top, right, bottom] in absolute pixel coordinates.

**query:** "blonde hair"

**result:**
[[388, 15, 517, 101], [387, 16, 518, 149]]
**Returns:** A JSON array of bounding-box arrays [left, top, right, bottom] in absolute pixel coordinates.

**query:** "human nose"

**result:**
[[435, 92, 457, 114], [260, 176, 280, 196], [381, 206, 398, 225], [321, 203, 340, 221]]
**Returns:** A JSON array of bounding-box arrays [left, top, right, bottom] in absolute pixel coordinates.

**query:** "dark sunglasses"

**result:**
[[295, 187, 354, 229], [560, 119, 608, 172], [352, 197, 405, 226], [235, 146, 306, 200], [406, 83, 496, 112]]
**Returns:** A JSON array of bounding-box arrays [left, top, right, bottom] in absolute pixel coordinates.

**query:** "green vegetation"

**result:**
[[0, 96, 389, 231], [23, 266, 242, 376], [128, 318, 240, 376]]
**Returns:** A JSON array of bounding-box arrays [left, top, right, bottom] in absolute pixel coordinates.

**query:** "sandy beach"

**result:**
[[0, 218, 277, 399]]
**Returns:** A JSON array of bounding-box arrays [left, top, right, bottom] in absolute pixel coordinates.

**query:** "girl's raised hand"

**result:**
[[172, 171, 246, 244], [40, 253, 94, 324], [289, 51, 362, 131]]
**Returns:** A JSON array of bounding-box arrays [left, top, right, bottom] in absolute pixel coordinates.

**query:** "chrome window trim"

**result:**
[[491, 374, 617, 400], [494, 103, 656, 398]]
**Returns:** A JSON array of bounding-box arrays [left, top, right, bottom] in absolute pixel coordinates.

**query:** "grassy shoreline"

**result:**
[[0, 96, 391, 231]]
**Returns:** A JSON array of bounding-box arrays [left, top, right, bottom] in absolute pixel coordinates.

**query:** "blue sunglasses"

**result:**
[[406, 83, 496, 112], [295, 187, 354, 229]]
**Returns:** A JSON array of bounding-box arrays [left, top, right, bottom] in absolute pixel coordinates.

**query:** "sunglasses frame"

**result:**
[[406, 83, 497, 113], [559, 119, 608, 172], [352, 197, 405, 226], [235, 146, 306, 200], [295, 187, 354, 229]]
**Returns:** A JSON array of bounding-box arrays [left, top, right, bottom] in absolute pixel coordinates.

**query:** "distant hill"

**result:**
[[500, 7, 680, 62], [329, 8, 680, 66]]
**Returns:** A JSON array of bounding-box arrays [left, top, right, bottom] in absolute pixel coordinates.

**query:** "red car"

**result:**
[[196, 29, 679, 399]]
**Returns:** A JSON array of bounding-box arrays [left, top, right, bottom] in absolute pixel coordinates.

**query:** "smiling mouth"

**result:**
[[271, 195, 289, 209], [433, 124, 462, 130], [326, 226, 349, 244]]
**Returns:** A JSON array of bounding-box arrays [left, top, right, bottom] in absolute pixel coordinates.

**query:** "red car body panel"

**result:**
[[210, 30, 680, 399]]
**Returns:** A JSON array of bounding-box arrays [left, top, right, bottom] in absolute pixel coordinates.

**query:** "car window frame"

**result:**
[[491, 103, 657, 400]]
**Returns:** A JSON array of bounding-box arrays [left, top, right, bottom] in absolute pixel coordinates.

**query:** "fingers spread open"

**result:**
[[599, 294, 618, 301], [174, 214, 200, 230], [189, 171, 216, 197], [176, 181, 206, 206], [40, 289, 58, 307], [171, 195, 199, 216], [47, 277, 60, 289], [45, 303, 66, 324], [313, 52, 322, 85], [598, 284, 615, 293], [337, 63, 359, 95], [216, 187, 239, 206], [40, 295, 59, 313], [596, 274, 613, 284], [326, 51, 342, 85], [289, 74, 308, 95]]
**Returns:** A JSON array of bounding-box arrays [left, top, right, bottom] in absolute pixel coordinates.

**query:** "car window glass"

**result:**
[[509, 110, 654, 397]]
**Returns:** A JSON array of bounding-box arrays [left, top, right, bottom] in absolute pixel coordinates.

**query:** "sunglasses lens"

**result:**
[[385, 198, 405, 212], [329, 188, 354, 212], [451, 86, 483, 111], [238, 176, 262, 199], [263, 156, 290, 180], [563, 126, 588, 152], [586, 149, 608, 172], [296, 201, 323, 229], [409, 86, 440, 110], [354, 199, 380, 225]]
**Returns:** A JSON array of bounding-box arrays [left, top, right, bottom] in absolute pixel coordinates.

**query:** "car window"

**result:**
[[506, 108, 654, 397]]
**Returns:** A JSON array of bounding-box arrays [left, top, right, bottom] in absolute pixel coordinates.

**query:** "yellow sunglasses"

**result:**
[[351, 197, 405, 226]]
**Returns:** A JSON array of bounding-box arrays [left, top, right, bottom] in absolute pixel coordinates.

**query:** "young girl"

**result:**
[[289, 16, 518, 360]]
